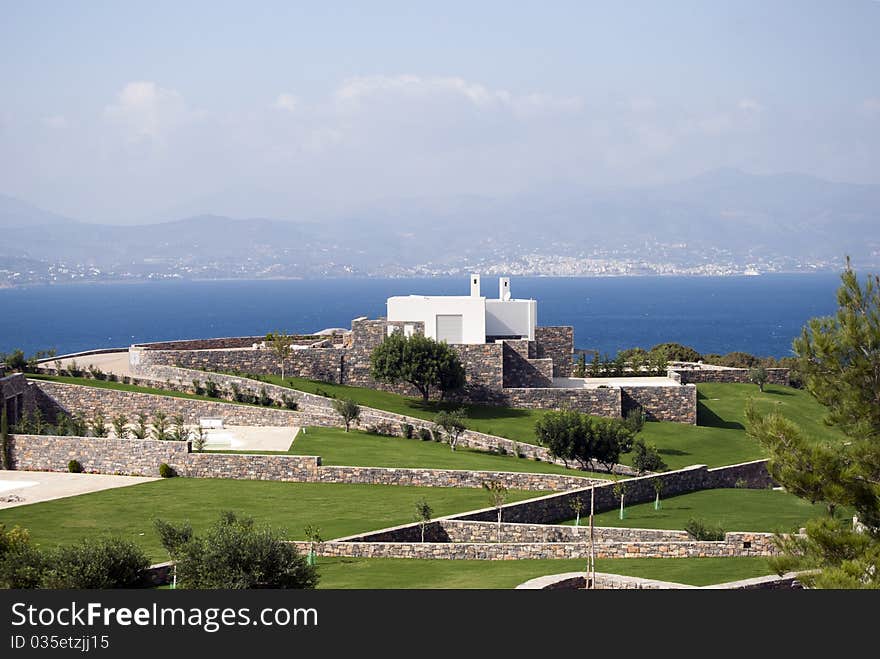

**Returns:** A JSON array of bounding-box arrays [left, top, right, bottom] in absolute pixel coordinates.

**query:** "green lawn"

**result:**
[[626, 383, 843, 470], [257, 374, 551, 442], [0, 479, 542, 563], [265, 376, 841, 471], [283, 427, 614, 478], [563, 488, 843, 534], [26, 373, 260, 408], [314, 556, 775, 589]]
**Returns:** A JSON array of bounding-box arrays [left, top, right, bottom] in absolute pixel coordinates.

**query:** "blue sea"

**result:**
[[0, 274, 844, 358]]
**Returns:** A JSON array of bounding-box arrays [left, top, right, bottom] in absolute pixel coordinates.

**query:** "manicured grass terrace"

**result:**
[[222, 426, 613, 479], [264, 375, 844, 470], [0, 479, 543, 563], [314, 556, 775, 589], [562, 487, 847, 534]]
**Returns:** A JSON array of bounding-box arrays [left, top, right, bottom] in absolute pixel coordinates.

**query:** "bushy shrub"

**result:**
[[192, 379, 205, 396], [67, 459, 83, 473], [282, 395, 298, 410], [258, 387, 273, 407], [418, 427, 432, 441], [631, 439, 668, 474], [649, 343, 702, 363], [204, 380, 221, 398], [0, 524, 45, 588], [685, 518, 726, 541], [158, 463, 176, 478], [157, 512, 318, 589], [401, 423, 414, 439], [623, 407, 646, 434], [40, 537, 150, 589]]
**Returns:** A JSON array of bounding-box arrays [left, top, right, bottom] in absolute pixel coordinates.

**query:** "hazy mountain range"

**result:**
[[2, 168, 878, 284]]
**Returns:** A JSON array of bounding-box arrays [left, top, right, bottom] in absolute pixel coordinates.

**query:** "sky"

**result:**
[[1, 0, 879, 224]]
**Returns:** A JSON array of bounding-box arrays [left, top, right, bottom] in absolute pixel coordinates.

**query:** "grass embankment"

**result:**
[[633, 383, 847, 470], [314, 556, 775, 589], [0, 479, 542, 563], [26, 373, 261, 408], [561, 488, 847, 534], [264, 376, 841, 470], [260, 374, 549, 442], [285, 427, 615, 479]]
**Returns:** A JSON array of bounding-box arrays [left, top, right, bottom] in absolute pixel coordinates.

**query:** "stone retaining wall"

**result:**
[[102, 364, 637, 474], [32, 380, 303, 427], [7, 433, 598, 490], [672, 367, 789, 386], [291, 533, 776, 560], [449, 459, 773, 525], [499, 386, 622, 417], [534, 326, 574, 377], [620, 384, 698, 424], [435, 520, 691, 544]]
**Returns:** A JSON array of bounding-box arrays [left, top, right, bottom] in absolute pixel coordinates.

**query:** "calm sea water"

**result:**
[[0, 274, 843, 358]]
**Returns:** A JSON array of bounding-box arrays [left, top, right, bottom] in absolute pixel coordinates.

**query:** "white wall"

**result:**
[[485, 299, 536, 340], [387, 296, 486, 344]]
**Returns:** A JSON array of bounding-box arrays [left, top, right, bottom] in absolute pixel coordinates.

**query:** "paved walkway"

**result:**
[[45, 351, 133, 378], [202, 425, 299, 451], [0, 470, 157, 509]]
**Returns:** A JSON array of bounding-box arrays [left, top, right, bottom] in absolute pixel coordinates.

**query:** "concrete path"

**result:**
[[202, 425, 299, 451], [0, 470, 157, 509]]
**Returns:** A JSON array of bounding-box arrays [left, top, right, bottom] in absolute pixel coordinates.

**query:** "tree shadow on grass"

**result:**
[[657, 448, 690, 457], [697, 401, 744, 430], [763, 387, 796, 397]]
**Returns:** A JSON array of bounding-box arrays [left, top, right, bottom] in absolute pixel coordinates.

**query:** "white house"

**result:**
[[386, 274, 536, 345]]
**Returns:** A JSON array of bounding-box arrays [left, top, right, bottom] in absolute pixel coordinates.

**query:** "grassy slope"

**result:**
[[562, 488, 845, 534], [260, 374, 549, 442], [0, 479, 541, 562], [268, 376, 841, 469], [286, 427, 614, 478], [26, 373, 259, 408], [315, 556, 774, 589]]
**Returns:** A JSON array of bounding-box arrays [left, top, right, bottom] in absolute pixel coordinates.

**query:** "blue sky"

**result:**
[[2, 1, 879, 223]]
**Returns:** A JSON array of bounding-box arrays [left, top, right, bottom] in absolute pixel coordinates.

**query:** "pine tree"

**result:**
[[746, 261, 880, 588]]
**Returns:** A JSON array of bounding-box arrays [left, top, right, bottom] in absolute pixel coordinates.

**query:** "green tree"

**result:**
[[573, 353, 587, 377], [303, 525, 323, 566], [266, 331, 294, 380], [631, 439, 667, 475], [591, 417, 635, 473], [612, 481, 628, 520], [649, 342, 701, 363], [150, 411, 170, 441], [652, 477, 664, 510], [434, 408, 468, 451], [570, 496, 585, 527], [90, 410, 108, 438], [370, 332, 465, 401], [131, 413, 149, 440], [746, 262, 880, 588], [749, 365, 769, 392], [483, 480, 508, 542], [155, 511, 318, 589], [414, 499, 433, 542], [170, 414, 190, 442], [111, 414, 129, 439], [589, 352, 602, 378], [534, 408, 590, 469], [331, 398, 361, 432]]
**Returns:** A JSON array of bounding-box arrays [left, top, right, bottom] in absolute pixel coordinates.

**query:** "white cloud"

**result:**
[[104, 81, 189, 142], [333, 74, 582, 117], [273, 93, 299, 112], [737, 98, 763, 113], [43, 115, 68, 129], [860, 98, 880, 116]]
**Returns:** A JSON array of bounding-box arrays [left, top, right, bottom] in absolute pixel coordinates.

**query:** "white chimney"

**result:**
[[499, 277, 511, 301], [470, 273, 481, 297]]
